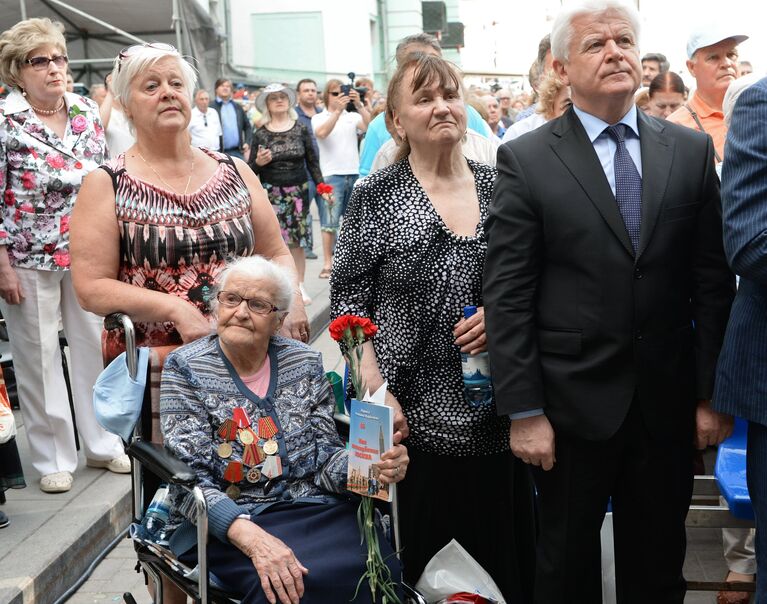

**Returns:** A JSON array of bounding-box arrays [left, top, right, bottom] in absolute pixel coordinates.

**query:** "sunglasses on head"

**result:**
[[117, 42, 177, 72], [25, 54, 68, 70]]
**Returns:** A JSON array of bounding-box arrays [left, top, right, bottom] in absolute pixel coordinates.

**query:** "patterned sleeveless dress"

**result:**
[[100, 149, 256, 359]]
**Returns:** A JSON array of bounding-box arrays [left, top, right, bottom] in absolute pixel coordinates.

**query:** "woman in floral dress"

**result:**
[[249, 83, 325, 306], [0, 18, 128, 494]]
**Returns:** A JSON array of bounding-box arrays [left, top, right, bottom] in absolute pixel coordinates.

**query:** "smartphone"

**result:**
[[340, 84, 352, 96]]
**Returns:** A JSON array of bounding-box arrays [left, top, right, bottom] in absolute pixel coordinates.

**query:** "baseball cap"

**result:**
[[687, 24, 748, 59]]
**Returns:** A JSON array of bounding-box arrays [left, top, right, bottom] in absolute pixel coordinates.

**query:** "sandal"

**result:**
[[319, 268, 331, 279]]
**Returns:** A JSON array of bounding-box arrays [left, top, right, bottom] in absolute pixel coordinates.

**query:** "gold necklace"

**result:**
[[136, 151, 195, 195], [29, 97, 65, 116]]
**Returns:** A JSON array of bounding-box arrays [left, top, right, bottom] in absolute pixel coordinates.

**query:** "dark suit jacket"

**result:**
[[484, 107, 735, 441], [713, 77, 767, 426], [210, 97, 252, 152]]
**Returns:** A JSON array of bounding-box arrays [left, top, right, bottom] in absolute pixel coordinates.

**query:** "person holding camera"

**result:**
[[311, 80, 370, 279]]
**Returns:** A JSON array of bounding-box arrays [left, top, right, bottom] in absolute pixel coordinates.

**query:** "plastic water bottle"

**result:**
[[142, 484, 171, 544], [461, 305, 493, 407]]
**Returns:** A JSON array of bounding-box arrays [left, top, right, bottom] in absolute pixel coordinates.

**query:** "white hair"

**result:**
[[109, 44, 197, 129], [551, 0, 641, 63], [213, 256, 294, 314]]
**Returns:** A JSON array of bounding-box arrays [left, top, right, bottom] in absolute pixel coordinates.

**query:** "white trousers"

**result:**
[[0, 268, 124, 476]]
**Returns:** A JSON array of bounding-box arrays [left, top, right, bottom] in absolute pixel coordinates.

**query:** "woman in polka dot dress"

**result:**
[[330, 54, 536, 602]]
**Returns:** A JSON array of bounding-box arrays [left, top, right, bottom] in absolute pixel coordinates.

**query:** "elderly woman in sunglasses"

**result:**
[[70, 43, 310, 366], [161, 255, 408, 604], [0, 18, 128, 495]]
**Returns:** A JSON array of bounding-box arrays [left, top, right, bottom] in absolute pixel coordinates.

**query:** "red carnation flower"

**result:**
[[4, 190, 15, 206]]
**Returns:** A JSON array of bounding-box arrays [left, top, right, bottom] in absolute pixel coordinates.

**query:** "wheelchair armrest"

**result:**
[[127, 441, 197, 487]]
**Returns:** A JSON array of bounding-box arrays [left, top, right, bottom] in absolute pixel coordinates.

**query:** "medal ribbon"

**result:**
[[243, 444, 265, 466], [223, 461, 244, 483], [258, 416, 278, 439], [217, 419, 238, 441], [233, 407, 250, 429]]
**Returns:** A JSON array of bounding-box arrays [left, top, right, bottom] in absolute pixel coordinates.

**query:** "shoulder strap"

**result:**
[[98, 164, 125, 194], [684, 104, 723, 163]]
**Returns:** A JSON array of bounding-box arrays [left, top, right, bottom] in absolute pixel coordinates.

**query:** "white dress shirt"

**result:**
[[188, 106, 222, 151]]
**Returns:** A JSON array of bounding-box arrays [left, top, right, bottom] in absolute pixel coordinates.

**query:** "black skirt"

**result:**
[[396, 447, 536, 603], [0, 437, 26, 491], [180, 499, 401, 603]]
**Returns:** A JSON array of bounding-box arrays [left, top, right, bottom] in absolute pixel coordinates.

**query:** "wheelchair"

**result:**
[[105, 313, 426, 604]]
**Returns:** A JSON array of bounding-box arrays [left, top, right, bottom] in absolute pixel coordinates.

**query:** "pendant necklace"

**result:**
[[136, 150, 195, 195]]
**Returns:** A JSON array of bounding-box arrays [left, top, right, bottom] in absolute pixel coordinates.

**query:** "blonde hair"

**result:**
[[322, 79, 343, 108], [260, 92, 298, 124], [0, 18, 66, 89], [109, 44, 197, 130], [386, 54, 465, 163], [536, 71, 569, 119]]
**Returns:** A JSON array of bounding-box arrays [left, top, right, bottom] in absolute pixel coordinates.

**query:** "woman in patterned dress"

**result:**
[[70, 44, 310, 358], [248, 83, 326, 307], [330, 54, 535, 601], [0, 18, 128, 495]]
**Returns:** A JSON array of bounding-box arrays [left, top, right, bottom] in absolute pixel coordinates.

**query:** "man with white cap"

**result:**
[[667, 25, 748, 162]]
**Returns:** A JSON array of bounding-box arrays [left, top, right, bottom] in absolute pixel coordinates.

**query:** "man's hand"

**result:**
[[695, 399, 734, 449], [510, 414, 556, 471]]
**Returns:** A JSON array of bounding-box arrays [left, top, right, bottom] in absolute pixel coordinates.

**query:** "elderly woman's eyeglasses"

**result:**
[[25, 55, 68, 70], [217, 291, 281, 315], [117, 42, 177, 72]]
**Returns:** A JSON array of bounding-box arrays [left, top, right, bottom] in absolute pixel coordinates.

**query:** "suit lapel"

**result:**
[[550, 108, 635, 257], [636, 112, 673, 258]]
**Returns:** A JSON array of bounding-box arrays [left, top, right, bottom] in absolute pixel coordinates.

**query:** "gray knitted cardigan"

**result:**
[[160, 334, 349, 551]]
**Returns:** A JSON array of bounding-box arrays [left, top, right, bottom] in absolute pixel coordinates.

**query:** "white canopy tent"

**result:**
[[0, 0, 221, 90]]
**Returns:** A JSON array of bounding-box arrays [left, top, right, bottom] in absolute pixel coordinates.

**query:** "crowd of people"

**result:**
[[0, 1, 766, 603]]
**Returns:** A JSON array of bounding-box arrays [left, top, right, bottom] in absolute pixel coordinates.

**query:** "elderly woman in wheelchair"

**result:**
[[158, 255, 409, 604]]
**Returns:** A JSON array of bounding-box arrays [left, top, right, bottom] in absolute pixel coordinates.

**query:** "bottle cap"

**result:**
[[463, 305, 478, 319]]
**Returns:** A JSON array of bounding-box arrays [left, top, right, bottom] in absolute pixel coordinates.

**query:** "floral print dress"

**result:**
[[0, 90, 107, 270]]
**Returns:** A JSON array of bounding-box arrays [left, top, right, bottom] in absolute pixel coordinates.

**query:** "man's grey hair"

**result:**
[[395, 32, 441, 66], [551, 0, 641, 63], [642, 52, 669, 73]]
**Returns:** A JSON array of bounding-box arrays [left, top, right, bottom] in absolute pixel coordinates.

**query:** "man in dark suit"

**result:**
[[484, 1, 736, 602], [713, 75, 767, 603], [210, 78, 252, 160]]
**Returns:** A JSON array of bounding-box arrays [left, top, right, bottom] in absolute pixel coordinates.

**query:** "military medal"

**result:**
[[262, 454, 282, 479], [262, 439, 278, 456], [246, 467, 261, 483], [238, 427, 256, 445], [217, 442, 233, 458], [224, 461, 244, 499]]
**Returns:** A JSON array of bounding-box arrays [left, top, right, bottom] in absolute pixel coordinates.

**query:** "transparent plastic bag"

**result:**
[[415, 539, 505, 604]]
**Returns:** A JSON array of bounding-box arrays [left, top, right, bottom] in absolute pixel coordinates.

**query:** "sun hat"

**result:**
[[255, 83, 297, 113], [687, 24, 748, 59]]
